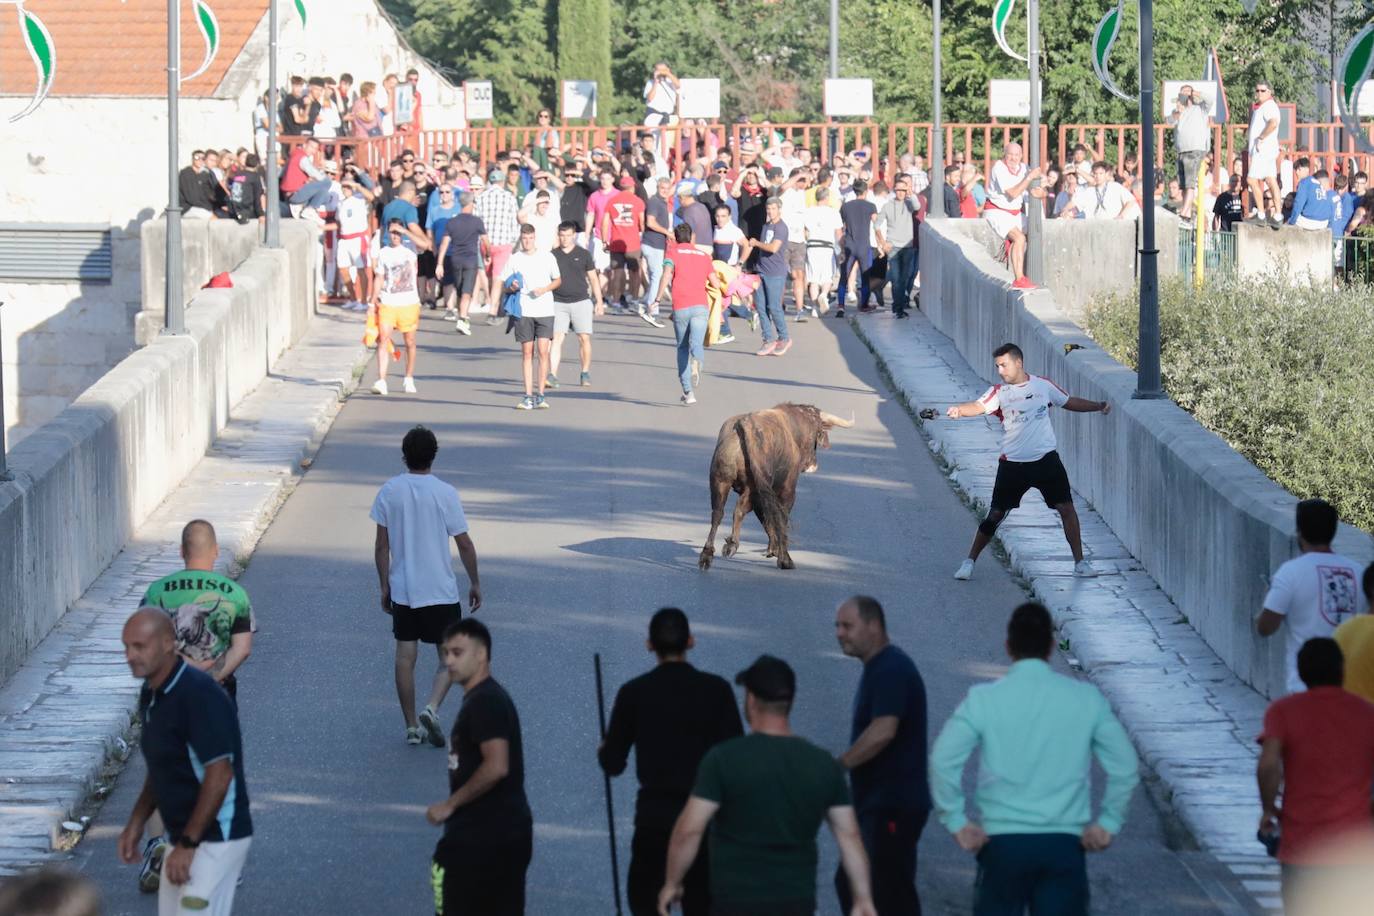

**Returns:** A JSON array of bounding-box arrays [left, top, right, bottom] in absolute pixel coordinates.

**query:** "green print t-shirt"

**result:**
[[141, 570, 255, 663]]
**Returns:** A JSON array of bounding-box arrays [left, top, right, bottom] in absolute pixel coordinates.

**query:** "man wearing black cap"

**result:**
[[599, 609, 743, 916], [658, 655, 877, 916]]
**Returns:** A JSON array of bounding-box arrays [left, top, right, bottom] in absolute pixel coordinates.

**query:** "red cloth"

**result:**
[[959, 189, 981, 219], [606, 191, 645, 253], [202, 272, 233, 289], [281, 148, 310, 195], [664, 242, 712, 309], [1259, 687, 1374, 864]]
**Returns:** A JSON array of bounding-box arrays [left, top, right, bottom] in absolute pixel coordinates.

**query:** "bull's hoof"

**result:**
[[722, 538, 739, 558], [777, 553, 795, 570], [698, 548, 714, 570]]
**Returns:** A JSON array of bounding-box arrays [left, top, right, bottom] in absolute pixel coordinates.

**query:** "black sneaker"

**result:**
[[138, 836, 168, 893], [835, 308, 846, 318]]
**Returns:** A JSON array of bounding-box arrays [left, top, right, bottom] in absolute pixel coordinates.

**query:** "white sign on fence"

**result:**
[[562, 80, 598, 120], [824, 79, 874, 118], [988, 79, 1042, 118], [1161, 80, 1219, 120], [678, 79, 721, 119], [464, 81, 493, 120]]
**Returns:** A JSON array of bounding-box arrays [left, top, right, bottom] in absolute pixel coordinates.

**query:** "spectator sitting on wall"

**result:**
[[179, 150, 219, 220]]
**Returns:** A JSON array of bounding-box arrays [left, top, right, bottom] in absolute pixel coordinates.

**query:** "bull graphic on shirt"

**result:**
[[1318, 565, 1358, 626]]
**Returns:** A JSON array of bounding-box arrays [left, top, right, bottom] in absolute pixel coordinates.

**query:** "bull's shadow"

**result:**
[[562, 536, 698, 570]]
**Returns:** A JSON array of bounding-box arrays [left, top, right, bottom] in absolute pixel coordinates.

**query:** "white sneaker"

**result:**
[[638, 306, 664, 328], [953, 559, 974, 581], [455, 318, 472, 336], [371, 379, 388, 396], [443, 307, 457, 320], [1074, 559, 1098, 578], [402, 377, 417, 394], [681, 391, 697, 405]]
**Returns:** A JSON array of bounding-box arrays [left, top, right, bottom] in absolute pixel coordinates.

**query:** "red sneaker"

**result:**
[[1011, 277, 1036, 290]]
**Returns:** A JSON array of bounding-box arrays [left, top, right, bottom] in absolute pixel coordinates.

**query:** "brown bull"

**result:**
[[699, 404, 854, 570]]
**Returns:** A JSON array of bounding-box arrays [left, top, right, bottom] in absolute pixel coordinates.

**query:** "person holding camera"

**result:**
[[1166, 85, 1210, 222], [644, 63, 681, 165]]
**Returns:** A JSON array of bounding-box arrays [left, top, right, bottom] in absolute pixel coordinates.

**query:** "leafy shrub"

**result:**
[[1085, 274, 1374, 532]]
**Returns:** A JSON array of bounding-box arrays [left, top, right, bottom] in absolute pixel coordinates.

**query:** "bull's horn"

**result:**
[[819, 411, 855, 428]]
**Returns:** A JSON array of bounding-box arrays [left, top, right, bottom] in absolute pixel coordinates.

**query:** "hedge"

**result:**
[[1085, 274, 1374, 532]]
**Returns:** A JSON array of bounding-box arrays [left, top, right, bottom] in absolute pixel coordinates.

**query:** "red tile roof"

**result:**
[[0, 0, 267, 100]]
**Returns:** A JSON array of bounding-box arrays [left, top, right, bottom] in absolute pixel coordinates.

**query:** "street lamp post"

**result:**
[[0, 301, 10, 482], [265, 0, 281, 248], [929, 0, 945, 219], [1025, 0, 1044, 283], [828, 0, 839, 163], [164, 0, 185, 335], [1134, 0, 1164, 398]]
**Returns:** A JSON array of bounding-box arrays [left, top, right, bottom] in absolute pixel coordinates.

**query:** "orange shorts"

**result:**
[[378, 303, 420, 334]]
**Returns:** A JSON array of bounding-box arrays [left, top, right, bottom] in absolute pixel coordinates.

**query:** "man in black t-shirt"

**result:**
[[1212, 175, 1245, 232], [834, 596, 930, 915], [426, 619, 532, 916], [599, 608, 743, 916], [436, 191, 487, 336], [838, 180, 877, 316], [549, 221, 604, 389]]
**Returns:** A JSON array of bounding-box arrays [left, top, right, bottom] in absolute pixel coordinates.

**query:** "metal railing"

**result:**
[[1177, 227, 1237, 279], [1338, 233, 1374, 283]]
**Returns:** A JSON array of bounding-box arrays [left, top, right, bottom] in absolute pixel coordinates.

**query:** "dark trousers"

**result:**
[[835, 808, 927, 915], [973, 833, 1088, 916], [888, 246, 918, 314], [628, 822, 710, 916], [432, 827, 533, 916], [838, 247, 872, 309]]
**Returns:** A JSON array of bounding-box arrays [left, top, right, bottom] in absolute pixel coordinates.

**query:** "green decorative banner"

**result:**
[[182, 0, 220, 82], [1092, 3, 1133, 103], [5, 1, 55, 122], [294, 0, 307, 28], [992, 0, 1027, 63], [1337, 22, 1374, 154]]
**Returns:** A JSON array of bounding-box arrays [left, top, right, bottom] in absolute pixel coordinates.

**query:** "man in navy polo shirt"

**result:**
[[834, 595, 930, 915], [119, 609, 253, 916]]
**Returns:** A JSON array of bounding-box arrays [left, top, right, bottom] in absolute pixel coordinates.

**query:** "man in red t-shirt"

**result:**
[[1257, 637, 1374, 911], [602, 174, 646, 313], [653, 225, 713, 405]]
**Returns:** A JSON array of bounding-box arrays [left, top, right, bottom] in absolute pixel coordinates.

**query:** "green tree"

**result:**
[[557, 0, 613, 119]]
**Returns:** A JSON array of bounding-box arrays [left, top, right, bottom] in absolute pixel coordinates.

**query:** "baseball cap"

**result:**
[[487, 168, 503, 183], [676, 183, 697, 198], [735, 655, 795, 703], [618, 173, 635, 189], [711, 160, 730, 171]]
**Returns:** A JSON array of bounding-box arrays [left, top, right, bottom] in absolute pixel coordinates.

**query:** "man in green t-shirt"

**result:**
[[657, 655, 877, 916], [140, 519, 255, 700]]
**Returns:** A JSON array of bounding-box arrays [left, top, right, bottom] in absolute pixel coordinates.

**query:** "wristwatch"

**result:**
[[175, 834, 200, 849]]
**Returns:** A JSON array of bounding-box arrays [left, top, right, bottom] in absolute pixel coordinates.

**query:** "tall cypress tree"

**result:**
[[557, 0, 613, 120]]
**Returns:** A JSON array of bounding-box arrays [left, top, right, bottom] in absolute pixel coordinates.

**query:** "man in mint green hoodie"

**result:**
[[930, 601, 1138, 915]]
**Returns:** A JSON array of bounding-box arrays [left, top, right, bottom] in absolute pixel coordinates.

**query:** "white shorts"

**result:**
[[1249, 149, 1279, 180], [805, 245, 836, 284], [336, 237, 367, 270], [554, 298, 594, 335], [983, 208, 1025, 240], [158, 836, 252, 916]]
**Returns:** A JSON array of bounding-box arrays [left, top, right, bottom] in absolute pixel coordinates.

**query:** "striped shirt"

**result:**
[[475, 186, 520, 245]]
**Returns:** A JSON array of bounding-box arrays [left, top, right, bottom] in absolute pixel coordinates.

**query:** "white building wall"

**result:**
[[0, 0, 462, 444]]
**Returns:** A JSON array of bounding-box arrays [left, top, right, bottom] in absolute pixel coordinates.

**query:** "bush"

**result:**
[[1085, 274, 1374, 532]]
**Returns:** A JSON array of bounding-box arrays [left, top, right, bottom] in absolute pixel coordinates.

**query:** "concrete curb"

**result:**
[[849, 310, 1280, 908], [0, 309, 369, 874]]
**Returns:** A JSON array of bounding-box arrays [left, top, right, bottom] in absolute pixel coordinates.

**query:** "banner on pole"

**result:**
[[992, 0, 1028, 63], [678, 79, 720, 119], [1338, 22, 1374, 153], [988, 79, 1040, 118], [1091, 3, 1133, 103], [562, 80, 598, 120], [4, 0, 55, 122], [182, 0, 221, 83], [464, 80, 493, 120], [823, 79, 873, 118]]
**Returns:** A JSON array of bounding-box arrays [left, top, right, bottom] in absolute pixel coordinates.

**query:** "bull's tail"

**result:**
[[734, 417, 783, 547]]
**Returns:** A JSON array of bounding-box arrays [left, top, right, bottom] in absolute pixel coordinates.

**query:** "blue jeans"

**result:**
[[719, 301, 753, 337], [672, 306, 708, 392], [754, 274, 788, 343], [973, 834, 1088, 916], [642, 246, 666, 310], [888, 245, 918, 313], [290, 179, 334, 209]]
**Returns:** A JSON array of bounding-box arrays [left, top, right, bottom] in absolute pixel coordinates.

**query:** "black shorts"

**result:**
[[433, 826, 532, 916], [417, 250, 437, 279], [446, 263, 480, 295], [514, 315, 555, 343], [610, 249, 641, 270], [990, 451, 1072, 511], [389, 601, 462, 644]]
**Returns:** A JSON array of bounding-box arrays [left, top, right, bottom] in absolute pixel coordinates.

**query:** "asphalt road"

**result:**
[[75, 305, 1258, 915]]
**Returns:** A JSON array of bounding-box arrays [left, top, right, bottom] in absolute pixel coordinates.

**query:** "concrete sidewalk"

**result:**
[[853, 310, 1282, 914], [0, 309, 367, 875]]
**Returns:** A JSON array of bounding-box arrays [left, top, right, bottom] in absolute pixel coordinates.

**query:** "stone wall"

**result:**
[[1235, 221, 1334, 285], [918, 217, 1373, 698], [0, 223, 317, 685]]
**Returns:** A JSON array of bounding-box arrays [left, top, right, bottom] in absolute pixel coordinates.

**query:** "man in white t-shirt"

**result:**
[[370, 221, 422, 396], [1058, 161, 1140, 221], [945, 343, 1111, 581], [371, 425, 481, 747], [779, 170, 812, 319], [1256, 499, 1362, 695], [1247, 82, 1283, 227], [803, 187, 844, 313], [336, 180, 372, 307], [983, 143, 1043, 290], [498, 224, 562, 410]]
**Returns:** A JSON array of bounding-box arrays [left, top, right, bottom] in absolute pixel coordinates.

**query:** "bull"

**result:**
[[699, 404, 854, 570]]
